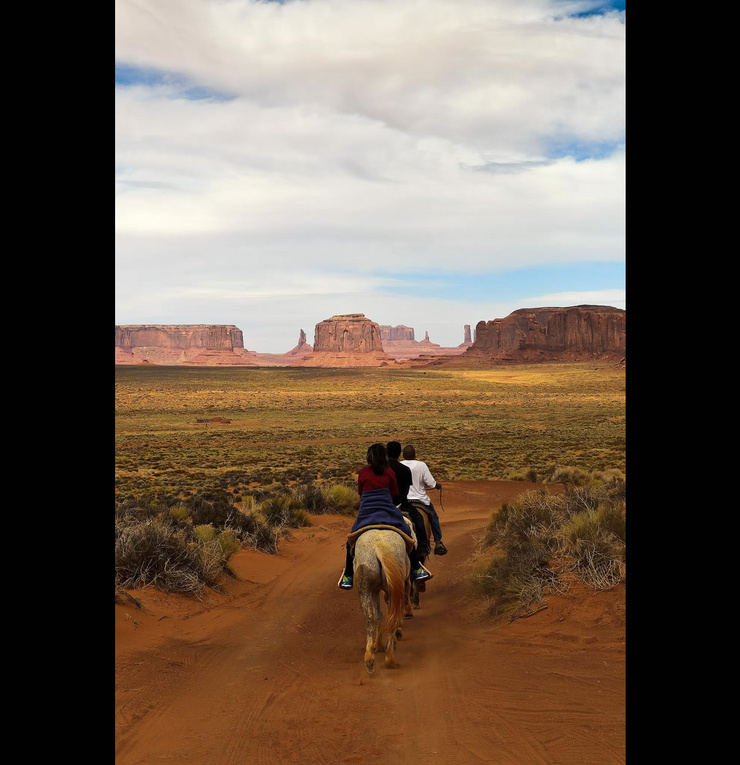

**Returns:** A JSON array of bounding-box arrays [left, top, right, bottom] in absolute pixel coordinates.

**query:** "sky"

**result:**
[[115, 0, 625, 353]]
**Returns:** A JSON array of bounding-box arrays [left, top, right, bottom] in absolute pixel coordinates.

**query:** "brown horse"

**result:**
[[353, 529, 412, 674], [406, 501, 433, 609]]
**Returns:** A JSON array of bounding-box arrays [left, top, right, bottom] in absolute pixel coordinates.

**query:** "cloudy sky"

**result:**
[[115, 0, 625, 353]]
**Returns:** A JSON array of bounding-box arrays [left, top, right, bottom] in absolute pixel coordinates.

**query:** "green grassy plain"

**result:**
[[114, 363, 626, 500]]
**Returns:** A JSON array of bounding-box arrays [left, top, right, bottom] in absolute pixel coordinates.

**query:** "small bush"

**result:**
[[259, 494, 312, 529], [168, 505, 191, 524], [114, 519, 224, 594], [474, 477, 625, 620], [193, 524, 217, 543], [548, 465, 592, 486], [321, 484, 360, 515], [291, 481, 325, 513]]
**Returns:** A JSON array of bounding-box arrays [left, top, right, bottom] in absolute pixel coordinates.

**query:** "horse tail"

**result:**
[[375, 541, 406, 640]]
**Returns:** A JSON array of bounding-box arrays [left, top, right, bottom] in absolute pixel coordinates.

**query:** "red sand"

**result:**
[[115, 480, 625, 764]]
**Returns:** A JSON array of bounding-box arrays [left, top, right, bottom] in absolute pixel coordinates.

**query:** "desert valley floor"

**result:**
[[115, 480, 626, 765]]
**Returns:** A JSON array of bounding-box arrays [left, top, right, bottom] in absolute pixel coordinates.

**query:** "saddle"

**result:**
[[403, 502, 432, 558], [346, 523, 416, 554]]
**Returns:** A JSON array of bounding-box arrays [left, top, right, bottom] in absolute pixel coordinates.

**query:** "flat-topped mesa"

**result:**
[[313, 314, 385, 353], [379, 325, 415, 342], [116, 324, 246, 350], [115, 324, 260, 366], [471, 305, 626, 355]]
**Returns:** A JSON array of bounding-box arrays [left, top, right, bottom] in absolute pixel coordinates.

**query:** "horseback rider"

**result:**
[[386, 440, 431, 557], [338, 443, 433, 590], [401, 444, 447, 556]]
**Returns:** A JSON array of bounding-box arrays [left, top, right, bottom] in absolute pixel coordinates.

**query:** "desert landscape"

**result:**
[[115, 352, 626, 765], [115, 479, 625, 765]]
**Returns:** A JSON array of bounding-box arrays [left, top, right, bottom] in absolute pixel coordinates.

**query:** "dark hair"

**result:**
[[402, 444, 416, 460], [366, 443, 388, 475], [386, 441, 402, 459]]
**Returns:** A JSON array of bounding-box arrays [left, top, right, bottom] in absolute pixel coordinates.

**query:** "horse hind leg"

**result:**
[[360, 589, 381, 675], [364, 634, 376, 675], [384, 632, 400, 669]]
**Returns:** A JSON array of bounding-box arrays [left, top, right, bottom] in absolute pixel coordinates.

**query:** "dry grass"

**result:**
[[115, 363, 625, 501], [474, 478, 625, 620]]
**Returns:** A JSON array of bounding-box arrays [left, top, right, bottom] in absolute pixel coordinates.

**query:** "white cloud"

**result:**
[[115, 0, 625, 352]]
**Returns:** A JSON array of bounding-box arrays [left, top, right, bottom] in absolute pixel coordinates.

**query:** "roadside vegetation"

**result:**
[[471, 472, 626, 621], [115, 363, 625, 601], [115, 481, 359, 596]]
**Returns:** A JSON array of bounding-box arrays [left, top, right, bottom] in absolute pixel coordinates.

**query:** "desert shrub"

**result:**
[[247, 522, 281, 554], [291, 481, 325, 513], [168, 504, 191, 525], [114, 493, 286, 597], [474, 481, 625, 620], [548, 465, 592, 486], [193, 524, 217, 543], [115, 518, 226, 593], [259, 494, 312, 529], [321, 484, 360, 515], [482, 490, 564, 550], [185, 489, 235, 527], [216, 528, 241, 559]]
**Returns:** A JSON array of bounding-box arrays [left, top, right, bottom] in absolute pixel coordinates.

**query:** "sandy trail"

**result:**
[[115, 481, 626, 765]]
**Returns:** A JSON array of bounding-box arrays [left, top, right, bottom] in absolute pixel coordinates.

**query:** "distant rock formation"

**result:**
[[464, 324, 472, 344], [298, 314, 394, 367], [313, 314, 385, 353], [283, 328, 314, 359], [377, 324, 471, 360], [380, 325, 415, 342], [467, 305, 625, 361], [115, 324, 260, 366]]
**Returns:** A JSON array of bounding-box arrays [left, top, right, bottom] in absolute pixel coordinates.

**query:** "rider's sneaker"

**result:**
[[411, 566, 432, 582], [338, 573, 353, 590], [433, 541, 448, 556]]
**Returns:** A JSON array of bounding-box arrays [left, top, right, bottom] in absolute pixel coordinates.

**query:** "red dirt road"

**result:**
[[115, 481, 626, 765]]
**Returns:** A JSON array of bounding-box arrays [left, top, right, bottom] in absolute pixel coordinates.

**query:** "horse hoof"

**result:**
[[365, 658, 375, 675]]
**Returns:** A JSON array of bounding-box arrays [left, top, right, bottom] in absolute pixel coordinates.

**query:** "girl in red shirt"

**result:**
[[338, 443, 431, 589]]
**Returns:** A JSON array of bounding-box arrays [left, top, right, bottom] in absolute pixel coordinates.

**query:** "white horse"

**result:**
[[353, 529, 412, 674]]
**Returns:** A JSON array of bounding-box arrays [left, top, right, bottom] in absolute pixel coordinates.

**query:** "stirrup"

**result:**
[[411, 565, 432, 582], [338, 573, 353, 590]]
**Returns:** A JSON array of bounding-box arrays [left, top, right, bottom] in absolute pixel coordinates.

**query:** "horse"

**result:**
[[353, 528, 412, 675], [406, 501, 433, 609]]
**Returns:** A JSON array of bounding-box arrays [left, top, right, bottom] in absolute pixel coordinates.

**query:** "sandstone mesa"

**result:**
[[115, 306, 625, 367]]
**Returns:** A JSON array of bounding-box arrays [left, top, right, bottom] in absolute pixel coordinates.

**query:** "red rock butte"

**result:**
[[115, 324, 260, 366], [425, 305, 626, 366], [114, 306, 625, 367], [298, 313, 394, 367]]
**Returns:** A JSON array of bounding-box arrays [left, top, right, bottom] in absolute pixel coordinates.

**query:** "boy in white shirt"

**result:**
[[401, 444, 447, 555]]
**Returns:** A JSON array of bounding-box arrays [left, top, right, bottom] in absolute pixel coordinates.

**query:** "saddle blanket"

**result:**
[[347, 523, 416, 554]]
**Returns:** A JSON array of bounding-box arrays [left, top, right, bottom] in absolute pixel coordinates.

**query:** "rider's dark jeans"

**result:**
[[424, 501, 443, 542], [344, 541, 421, 577]]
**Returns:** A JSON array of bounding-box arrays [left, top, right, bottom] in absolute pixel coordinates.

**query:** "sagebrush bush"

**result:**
[[259, 494, 312, 529], [321, 484, 360, 515], [291, 481, 325, 513], [115, 519, 226, 593], [474, 474, 625, 620], [114, 490, 287, 595]]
